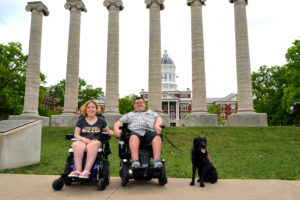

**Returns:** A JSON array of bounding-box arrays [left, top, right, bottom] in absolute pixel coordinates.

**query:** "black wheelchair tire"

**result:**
[[97, 178, 106, 191], [52, 178, 64, 191]]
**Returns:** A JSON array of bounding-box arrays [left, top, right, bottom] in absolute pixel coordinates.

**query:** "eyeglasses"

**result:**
[[134, 101, 144, 105]]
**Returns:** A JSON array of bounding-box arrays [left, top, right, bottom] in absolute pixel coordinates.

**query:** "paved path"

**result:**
[[0, 174, 299, 200]]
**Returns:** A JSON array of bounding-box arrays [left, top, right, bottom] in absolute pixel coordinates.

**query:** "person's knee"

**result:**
[[152, 135, 162, 145], [72, 141, 85, 149]]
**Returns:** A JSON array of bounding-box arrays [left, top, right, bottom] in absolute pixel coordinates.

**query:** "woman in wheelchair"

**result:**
[[68, 100, 114, 179]]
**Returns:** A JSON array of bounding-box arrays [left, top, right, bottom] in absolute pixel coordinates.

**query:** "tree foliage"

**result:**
[[0, 42, 47, 119], [118, 94, 138, 114], [49, 78, 104, 109], [251, 40, 300, 125]]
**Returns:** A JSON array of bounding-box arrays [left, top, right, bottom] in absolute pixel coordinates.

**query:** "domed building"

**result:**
[[140, 50, 192, 120]]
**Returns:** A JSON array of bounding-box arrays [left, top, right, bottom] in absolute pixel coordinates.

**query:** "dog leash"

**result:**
[[164, 135, 190, 153]]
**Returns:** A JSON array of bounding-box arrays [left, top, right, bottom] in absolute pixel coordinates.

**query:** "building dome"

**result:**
[[161, 51, 174, 65], [161, 50, 178, 91]]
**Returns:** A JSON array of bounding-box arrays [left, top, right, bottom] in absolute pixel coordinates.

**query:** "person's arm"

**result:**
[[154, 116, 163, 134], [113, 121, 123, 138], [103, 126, 114, 136]]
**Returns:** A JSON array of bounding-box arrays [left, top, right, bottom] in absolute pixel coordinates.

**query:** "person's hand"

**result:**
[[82, 138, 91, 144], [154, 124, 162, 134], [114, 129, 122, 138]]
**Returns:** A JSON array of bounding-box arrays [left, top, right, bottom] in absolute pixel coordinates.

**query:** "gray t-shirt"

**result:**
[[119, 110, 159, 136]]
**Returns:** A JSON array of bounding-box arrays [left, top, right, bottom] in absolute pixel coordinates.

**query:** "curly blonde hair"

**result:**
[[80, 100, 101, 117]]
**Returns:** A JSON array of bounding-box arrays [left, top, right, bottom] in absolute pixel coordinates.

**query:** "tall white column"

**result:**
[[230, 0, 254, 112], [183, 0, 217, 126], [227, 0, 268, 126], [63, 0, 86, 115], [103, 0, 123, 114], [187, 0, 207, 113], [145, 0, 164, 113], [22, 2, 49, 115]]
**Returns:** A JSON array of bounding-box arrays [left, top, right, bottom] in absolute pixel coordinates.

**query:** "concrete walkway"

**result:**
[[0, 174, 299, 200]]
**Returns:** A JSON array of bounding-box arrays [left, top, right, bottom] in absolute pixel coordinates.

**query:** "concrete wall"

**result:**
[[0, 120, 42, 170]]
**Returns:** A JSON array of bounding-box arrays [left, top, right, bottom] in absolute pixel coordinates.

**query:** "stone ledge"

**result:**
[[227, 112, 268, 127], [50, 115, 79, 127], [9, 115, 49, 127], [183, 113, 218, 127]]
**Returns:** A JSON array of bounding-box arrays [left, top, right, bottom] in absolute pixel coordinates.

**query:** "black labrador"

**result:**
[[190, 136, 218, 187]]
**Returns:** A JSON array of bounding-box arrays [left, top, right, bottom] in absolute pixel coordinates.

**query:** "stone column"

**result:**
[[183, 0, 217, 126], [103, 0, 123, 115], [228, 0, 267, 126], [22, 2, 49, 116], [187, 0, 207, 113], [63, 0, 86, 115], [145, 0, 164, 113]]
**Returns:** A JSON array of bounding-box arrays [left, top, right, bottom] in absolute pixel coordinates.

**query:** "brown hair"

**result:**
[[80, 100, 101, 117]]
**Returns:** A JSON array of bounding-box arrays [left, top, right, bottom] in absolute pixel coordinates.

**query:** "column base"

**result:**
[[50, 114, 79, 127], [227, 112, 268, 127], [183, 113, 218, 127], [103, 113, 122, 127], [9, 114, 49, 127]]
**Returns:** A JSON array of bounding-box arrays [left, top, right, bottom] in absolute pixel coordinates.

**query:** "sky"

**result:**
[[1, 0, 300, 98]]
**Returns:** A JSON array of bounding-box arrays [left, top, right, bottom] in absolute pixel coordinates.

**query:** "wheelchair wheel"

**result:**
[[97, 178, 106, 191], [121, 166, 129, 187], [52, 178, 64, 191], [158, 167, 168, 186], [103, 161, 110, 185], [63, 177, 72, 186]]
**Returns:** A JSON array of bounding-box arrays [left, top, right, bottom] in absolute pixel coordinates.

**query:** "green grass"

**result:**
[[1, 126, 300, 180]]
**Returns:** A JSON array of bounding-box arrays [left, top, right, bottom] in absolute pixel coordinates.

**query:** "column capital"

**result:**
[[145, 0, 165, 10], [229, 0, 248, 5], [25, 1, 49, 16], [103, 0, 124, 11], [187, 0, 206, 6], [65, 0, 87, 12]]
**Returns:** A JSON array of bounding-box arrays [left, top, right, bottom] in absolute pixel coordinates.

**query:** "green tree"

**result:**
[[118, 94, 138, 114], [208, 104, 225, 125], [49, 78, 104, 110], [0, 42, 46, 119], [282, 40, 300, 112]]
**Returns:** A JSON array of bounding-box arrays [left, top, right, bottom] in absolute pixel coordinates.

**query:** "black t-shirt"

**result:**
[[76, 116, 107, 140]]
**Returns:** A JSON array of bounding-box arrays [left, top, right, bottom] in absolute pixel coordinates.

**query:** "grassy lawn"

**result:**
[[1, 126, 300, 180]]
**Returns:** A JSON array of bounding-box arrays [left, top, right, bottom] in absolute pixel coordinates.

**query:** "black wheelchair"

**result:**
[[52, 132, 111, 191], [118, 123, 168, 186]]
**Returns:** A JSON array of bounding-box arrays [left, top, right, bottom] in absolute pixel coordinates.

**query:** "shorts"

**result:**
[[80, 134, 103, 143], [129, 131, 162, 144]]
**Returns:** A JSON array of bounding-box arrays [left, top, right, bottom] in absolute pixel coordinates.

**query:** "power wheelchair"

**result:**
[[52, 132, 111, 191], [118, 123, 168, 186]]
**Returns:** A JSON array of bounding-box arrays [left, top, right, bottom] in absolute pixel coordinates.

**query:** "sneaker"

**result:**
[[79, 171, 90, 179], [68, 171, 81, 178], [131, 160, 140, 168], [154, 159, 163, 168]]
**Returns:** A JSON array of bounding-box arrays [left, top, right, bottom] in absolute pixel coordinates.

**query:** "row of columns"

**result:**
[[21, 0, 264, 126]]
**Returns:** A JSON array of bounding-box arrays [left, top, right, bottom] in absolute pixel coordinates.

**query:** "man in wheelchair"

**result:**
[[114, 97, 167, 186], [114, 97, 163, 168]]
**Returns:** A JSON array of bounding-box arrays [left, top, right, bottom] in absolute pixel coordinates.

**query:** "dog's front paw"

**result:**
[[200, 182, 205, 187], [190, 181, 195, 186]]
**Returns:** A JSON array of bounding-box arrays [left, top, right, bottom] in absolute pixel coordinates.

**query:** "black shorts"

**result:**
[[81, 134, 103, 143], [129, 131, 162, 144]]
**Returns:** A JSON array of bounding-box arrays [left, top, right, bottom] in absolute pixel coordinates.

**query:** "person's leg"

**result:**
[[69, 141, 86, 176], [129, 134, 140, 160], [151, 135, 162, 160], [83, 140, 101, 173]]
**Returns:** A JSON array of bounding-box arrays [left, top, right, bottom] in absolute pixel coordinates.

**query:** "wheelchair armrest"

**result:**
[[65, 134, 74, 140], [101, 132, 111, 141]]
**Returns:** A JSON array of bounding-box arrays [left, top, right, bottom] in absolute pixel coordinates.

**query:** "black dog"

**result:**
[[190, 136, 218, 187]]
